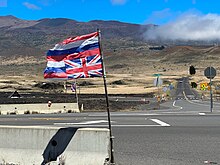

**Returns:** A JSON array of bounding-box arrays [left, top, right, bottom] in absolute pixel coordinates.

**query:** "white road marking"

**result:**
[[54, 120, 110, 125], [183, 91, 190, 101], [173, 100, 183, 110], [53, 124, 168, 127], [150, 119, 171, 127], [54, 119, 171, 127], [199, 113, 206, 116], [89, 113, 160, 117]]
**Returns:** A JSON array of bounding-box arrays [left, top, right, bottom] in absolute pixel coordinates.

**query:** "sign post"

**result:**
[[204, 67, 216, 112], [153, 74, 163, 109]]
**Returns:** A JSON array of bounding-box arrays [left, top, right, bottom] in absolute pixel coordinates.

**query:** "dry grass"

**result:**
[[1, 45, 220, 95], [0, 72, 182, 95]]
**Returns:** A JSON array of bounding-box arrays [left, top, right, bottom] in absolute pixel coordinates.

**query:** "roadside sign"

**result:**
[[153, 77, 163, 86], [168, 84, 174, 90], [189, 65, 196, 75], [204, 67, 216, 79], [153, 73, 162, 77], [191, 82, 197, 88], [200, 83, 208, 90], [204, 67, 216, 112], [162, 87, 168, 92]]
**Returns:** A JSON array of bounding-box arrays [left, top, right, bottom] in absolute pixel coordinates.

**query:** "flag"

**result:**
[[71, 82, 76, 92], [44, 32, 103, 80]]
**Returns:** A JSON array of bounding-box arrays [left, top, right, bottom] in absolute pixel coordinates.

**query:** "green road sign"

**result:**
[[153, 74, 162, 77]]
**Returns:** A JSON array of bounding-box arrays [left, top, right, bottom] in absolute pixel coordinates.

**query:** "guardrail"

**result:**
[[0, 126, 110, 164], [0, 103, 79, 115]]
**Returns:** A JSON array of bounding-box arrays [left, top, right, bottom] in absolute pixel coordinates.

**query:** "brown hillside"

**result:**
[[1, 16, 220, 94]]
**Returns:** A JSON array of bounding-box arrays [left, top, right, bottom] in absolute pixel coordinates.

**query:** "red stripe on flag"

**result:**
[[62, 32, 98, 44], [44, 72, 68, 79]]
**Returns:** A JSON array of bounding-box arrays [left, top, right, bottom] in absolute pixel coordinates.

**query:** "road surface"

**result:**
[[1, 77, 220, 164]]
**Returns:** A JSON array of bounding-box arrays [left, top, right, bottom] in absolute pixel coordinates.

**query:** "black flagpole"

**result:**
[[97, 29, 115, 164]]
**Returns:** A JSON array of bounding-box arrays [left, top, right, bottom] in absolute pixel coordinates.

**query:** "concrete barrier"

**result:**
[[0, 102, 80, 115], [0, 126, 110, 165]]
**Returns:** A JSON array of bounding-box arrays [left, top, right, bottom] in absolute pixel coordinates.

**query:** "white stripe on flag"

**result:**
[[51, 40, 85, 50], [47, 61, 65, 68], [80, 36, 98, 48], [50, 36, 98, 51]]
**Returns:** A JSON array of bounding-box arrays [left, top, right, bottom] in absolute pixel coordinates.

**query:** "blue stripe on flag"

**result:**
[[44, 67, 66, 74]]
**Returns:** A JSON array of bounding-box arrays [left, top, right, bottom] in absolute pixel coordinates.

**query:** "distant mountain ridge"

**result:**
[[0, 15, 38, 29], [0, 15, 152, 58], [0, 15, 150, 38], [1, 15, 220, 78]]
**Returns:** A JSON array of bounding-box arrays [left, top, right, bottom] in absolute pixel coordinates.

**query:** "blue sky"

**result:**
[[1, 0, 220, 25]]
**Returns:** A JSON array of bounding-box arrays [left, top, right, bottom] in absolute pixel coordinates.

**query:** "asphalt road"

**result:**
[[1, 77, 220, 165]]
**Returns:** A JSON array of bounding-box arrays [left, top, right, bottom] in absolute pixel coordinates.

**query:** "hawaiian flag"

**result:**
[[44, 32, 103, 79], [71, 82, 76, 92]]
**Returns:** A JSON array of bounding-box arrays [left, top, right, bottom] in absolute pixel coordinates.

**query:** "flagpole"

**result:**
[[97, 29, 115, 165]]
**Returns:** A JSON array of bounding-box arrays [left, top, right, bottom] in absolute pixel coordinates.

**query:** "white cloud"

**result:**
[[23, 2, 41, 10], [111, 0, 127, 5], [145, 12, 220, 41], [0, 0, 7, 7]]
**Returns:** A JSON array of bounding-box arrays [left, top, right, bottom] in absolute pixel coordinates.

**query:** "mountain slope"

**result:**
[[0, 15, 151, 56], [0, 15, 220, 78], [0, 15, 38, 28]]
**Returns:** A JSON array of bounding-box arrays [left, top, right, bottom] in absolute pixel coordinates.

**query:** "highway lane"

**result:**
[[1, 111, 220, 165], [175, 77, 200, 100], [113, 124, 220, 165]]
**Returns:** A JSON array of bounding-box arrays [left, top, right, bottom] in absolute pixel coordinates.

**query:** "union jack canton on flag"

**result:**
[[44, 32, 103, 80]]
